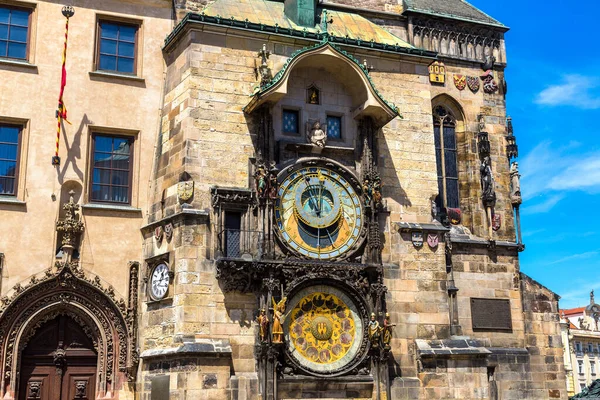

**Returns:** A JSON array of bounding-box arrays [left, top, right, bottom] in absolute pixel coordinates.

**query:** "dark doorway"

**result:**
[[19, 315, 97, 400], [224, 211, 242, 258]]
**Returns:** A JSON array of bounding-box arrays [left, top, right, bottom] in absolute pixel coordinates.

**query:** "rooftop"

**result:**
[[403, 0, 505, 28]]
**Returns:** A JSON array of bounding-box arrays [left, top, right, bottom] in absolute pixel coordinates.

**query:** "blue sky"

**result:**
[[468, 0, 600, 309]]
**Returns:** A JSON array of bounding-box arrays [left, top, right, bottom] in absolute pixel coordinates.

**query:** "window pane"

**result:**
[[0, 143, 17, 160], [111, 186, 129, 203], [433, 125, 440, 149], [0, 40, 6, 56], [111, 170, 129, 186], [0, 9, 9, 24], [91, 184, 110, 201], [10, 10, 29, 27], [446, 178, 459, 208], [118, 41, 135, 57], [92, 168, 111, 185], [326, 116, 341, 139], [443, 126, 456, 149], [444, 149, 458, 178], [117, 57, 134, 73], [0, 126, 19, 143], [94, 135, 113, 152], [0, 177, 15, 195], [435, 178, 444, 210], [119, 25, 136, 42], [101, 23, 119, 39], [99, 54, 117, 71], [435, 147, 442, 178], [282, 110, 299, 134], [113, 137, 129, 152], [0, 24, 8, 39], [112, 157, 130, 170], [100, 38, 117, 55], [7, 42, 26, 59], [0, 160, 16, 177], [9, 25, 27, 42]]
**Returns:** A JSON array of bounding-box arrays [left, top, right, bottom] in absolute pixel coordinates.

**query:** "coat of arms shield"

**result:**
[[177, 181, 194, 202], [165, 222, 174, 241], [454, 75, 466, 91], [492, 214, 502, 231], [427, 233, 439, 248], [412, 231, 424, 248], [154, 226, 164, 242], [467, 76, 480, 93]]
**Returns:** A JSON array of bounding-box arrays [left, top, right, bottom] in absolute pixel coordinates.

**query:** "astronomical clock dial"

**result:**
[[284, 285, 365, 375], [275, 164, 364, 260], [149, 263, 170, 300]]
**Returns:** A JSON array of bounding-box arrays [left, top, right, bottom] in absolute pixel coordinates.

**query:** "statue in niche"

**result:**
[[271, 297, 287, 344], [480, 156, 496, 207], [509, 162, 522, 205], [368, 313, 382, 347], [382, 313, 396, 348], [307, 86, 320, 104], [256, 308, 269, 342], [254, 164, 267, 198], [307, 121, 327, 148]]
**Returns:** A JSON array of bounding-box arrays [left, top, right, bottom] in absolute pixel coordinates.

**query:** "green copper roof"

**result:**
[[403, 0, 505, 28], [203, 0, 413, 48]]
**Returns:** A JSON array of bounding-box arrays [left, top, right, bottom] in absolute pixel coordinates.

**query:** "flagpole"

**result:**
[[52, 6, 74, 166]]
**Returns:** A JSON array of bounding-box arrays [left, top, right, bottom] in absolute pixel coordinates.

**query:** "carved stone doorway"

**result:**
[[18, 316, 97, 400]]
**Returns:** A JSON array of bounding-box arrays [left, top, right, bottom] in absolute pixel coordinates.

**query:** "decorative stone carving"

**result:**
[[177, 181, 194, 203], [154, 226, 163, 242], [382, 313, 396, 350], [481, 55, 496, 71], [368, 313, 381, 348], [481, 70, 499, 94], [271, 297, 287, 344], [307, 85, 320, 105], [74, 380, 87, 398], [211, 187, 255, 208], [509, 162, 522, 205], [55, 190, 84, 251], [53, 348, 66, 375], [164, 222, 174, 242], [257, 308, 269, 343], [307, 120, 327, 147], [257, 44, 272, 87], [27, 381, 41, 399]]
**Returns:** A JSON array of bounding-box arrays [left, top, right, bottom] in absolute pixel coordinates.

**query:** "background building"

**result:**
[[561, 291, 600, 397], [0, 0, 568, 399]]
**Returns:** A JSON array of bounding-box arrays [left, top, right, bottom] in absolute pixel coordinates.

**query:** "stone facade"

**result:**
[[0, 0, 567, 399]]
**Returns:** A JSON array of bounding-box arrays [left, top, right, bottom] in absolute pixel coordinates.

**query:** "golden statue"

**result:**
[[257, 308, 269, 343], [272, 297, 287, 344], [368, 312, 382, 346], [382, 313, 396, 347]]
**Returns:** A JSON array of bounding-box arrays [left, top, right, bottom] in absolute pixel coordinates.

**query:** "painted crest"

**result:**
[[154, 226, 164, 242], [412, 231, 424, 248], [492, 214, 501, 231], [427, 233, 439, 248], [428, 61, 446, 84], [453, 75, 466, 91], [467, 76, 480, 93], [481, 70, 499, 94], [164, 222, 174, 241], [177, 181, 194, 202], [447, 208, 461, 225]]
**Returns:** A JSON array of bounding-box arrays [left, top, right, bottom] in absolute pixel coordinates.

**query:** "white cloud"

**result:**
[[521, 194, 565, 215], [559, 279, 600, 309], [547, 250, 600, 265], [549, 156, 600, 191], [536, 74, 600, 109]]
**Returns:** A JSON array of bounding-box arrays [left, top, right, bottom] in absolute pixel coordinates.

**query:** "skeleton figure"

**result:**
[[307, 121, 327, 147]]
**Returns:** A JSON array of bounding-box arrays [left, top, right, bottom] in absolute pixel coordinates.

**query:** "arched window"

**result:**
[[433, 105, 459, 210]]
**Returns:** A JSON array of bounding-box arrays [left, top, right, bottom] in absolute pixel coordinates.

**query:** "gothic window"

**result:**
[[433, 105, 459, 210]]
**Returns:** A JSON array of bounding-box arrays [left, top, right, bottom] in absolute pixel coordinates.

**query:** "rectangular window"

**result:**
[[282, 109, 299, 134], [434, 122, 459, 210], [592, 362, 596, 375], [0, 124, 21, 196], [577, 342, 583, 352], [224, 211, 241, 258], [90, 134, 133, 204], [97, 20, 137, 74], [326, 115, 342, 140], [0, 6, 30, 60], [590, 344, 594, 353], [579, 360, 584, 374]]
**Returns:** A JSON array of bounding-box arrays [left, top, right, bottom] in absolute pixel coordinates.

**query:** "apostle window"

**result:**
[[326, 115, 342, 140], [96, 20, 138, 74], [433, 105, 459, 210], [0, 5, 31, 60], [90, 134, 133, 204], [0, 124, 21, 196], [282, 109, 299, 135]]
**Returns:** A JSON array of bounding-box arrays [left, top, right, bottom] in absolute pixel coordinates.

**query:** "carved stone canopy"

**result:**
[[55, 190, 84, 250]]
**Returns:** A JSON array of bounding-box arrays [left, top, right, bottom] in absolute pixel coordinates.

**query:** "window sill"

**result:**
[[89, 70, 145, 82], [0, 196, 26, 206], [0, 58, 38, 71], [82, 203, 142, 213]]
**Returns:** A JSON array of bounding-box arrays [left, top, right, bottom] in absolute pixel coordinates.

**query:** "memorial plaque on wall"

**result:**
[[151, 375, 170, 400], [471, 298, 512, 331]]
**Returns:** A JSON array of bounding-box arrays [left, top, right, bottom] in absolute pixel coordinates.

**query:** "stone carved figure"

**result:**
[[307, 121, 327, 147], [478, 114, 486, 133], [382, 313, 396, 348], [257, 308, 269, 343], [268, 171, 278, 200], [271, 297, 287, 344], [368, 313, 382, 347], [255, 165, 267, 198], [509, 162, 522, 205], [480, 156, 496, 207]]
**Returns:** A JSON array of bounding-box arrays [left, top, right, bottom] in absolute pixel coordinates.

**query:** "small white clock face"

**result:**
[[150, 263, 170, 300]]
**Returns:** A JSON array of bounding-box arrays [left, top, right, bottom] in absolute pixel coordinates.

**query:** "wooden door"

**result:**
[[18, 316, 97, 400]]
